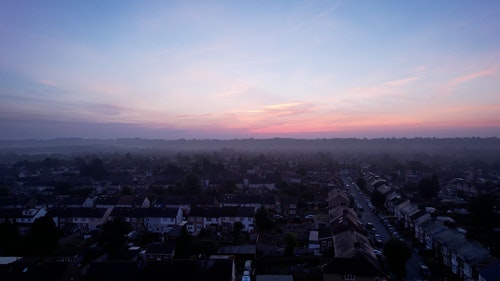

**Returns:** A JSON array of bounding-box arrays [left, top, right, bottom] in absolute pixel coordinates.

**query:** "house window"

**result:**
[[344, 274, 355, 280]]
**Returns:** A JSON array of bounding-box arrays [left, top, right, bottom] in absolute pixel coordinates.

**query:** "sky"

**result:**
[[1, 0, 499, 140]]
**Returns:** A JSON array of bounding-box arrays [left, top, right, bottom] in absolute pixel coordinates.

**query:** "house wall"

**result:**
[[188, 217, 204, 234], [323, 273, 382, 281], [221, 216, 254, 232], [145, 217, 176, 233]]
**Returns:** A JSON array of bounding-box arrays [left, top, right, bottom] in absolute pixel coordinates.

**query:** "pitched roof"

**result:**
[[48, 207, 109, 218], [110, 207, 180, 218], [333, 230, 374, 259], [435, 228, 490, 265], [478, 259, 500, 281], [324, 230, 384, 276], [221, 194, 275, 205], [83, 261, 140, 281], [117, 195, 136, 205], [0, 196, 34, 208], [140, 259, 234, 281], [322, 251, 385, 276], [0, 261, 81, 281], [145, 241, 176, 255], [142, 207, 180, 218], [95, 195, 120, 206], [189, 206, 255, 218], [154, 195, 193, 206], [329, 206, 359, 222], [46, 195, 89, 206]]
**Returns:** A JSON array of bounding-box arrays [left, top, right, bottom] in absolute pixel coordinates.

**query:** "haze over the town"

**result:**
[[1, 0, 499, 140]]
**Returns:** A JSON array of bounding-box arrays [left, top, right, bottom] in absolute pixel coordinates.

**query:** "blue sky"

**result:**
[[1, 0, 499, 139]]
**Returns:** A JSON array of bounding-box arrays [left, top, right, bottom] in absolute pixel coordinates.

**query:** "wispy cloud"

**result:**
[[264, 102, 304, 110], [346, 73, 421, 99], [213, 82, 256, 99], [88, 83, 128, 96], [262, 101, 316, 117], [383, 76, 419, 87], [176, 113, 213, 118], [314, 2, 341, 21], [442, 64, 500, 95], [38, 79, 57, 86], [450, 65, 498, 86]]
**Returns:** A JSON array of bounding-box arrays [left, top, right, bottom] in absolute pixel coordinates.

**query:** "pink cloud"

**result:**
[[346, 75, 419, 99], [176, 113, 214, 118], [244, 109, 422, 135], [442, 64, 500, 95], [450, 65, 498, 86], [39, 79, 57, 86], [87, 82, 129, 96], [383, 76, 419, 87]]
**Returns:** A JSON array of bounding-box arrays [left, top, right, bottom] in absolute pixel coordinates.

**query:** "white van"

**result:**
[[244, 260, 253, 271]]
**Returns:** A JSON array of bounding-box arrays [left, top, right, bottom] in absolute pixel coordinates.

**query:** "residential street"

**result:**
[[343, 177, 426, 281]]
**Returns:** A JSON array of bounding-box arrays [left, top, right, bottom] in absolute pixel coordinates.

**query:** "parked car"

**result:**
[[420, 264, 431, 278], [244, 260, 253, 272]]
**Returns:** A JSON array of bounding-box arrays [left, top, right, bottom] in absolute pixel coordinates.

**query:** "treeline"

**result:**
[[0, 137, 499, 158]]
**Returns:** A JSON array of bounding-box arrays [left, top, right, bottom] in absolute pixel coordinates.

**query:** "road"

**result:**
[[342, 177, 426, 281]]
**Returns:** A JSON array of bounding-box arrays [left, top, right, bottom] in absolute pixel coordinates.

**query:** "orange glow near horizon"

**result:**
[[1, 1, 499, 139]]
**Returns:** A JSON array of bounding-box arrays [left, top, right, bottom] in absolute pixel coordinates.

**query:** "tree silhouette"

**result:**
[[370, 190, 386, 210], [54, 182, 72, 194], [0, 186, 10, 197], [284, 232, 297, 256], [470, 193, 496, 230], [80, 158, 107, 180], [383, 238, 412, 278], [255, 206, 274, 233], [0, 219, 20, 255], [233, 221, 244, 242], [417, 175, 440, 199], [184, 173, 201, 195], [121, 185, 133, 195], [101, 217, 131, 253], [174, 225, 193, 259], [27, 215, 60, 257], [356, 177, 367, 190]]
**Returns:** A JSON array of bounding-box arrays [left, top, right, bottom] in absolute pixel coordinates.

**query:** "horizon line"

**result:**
[[1, 136, 499, 142]]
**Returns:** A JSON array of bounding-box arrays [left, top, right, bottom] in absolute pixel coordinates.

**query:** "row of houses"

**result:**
[[0, 254, 237, 281], [0, 204, 258, 236], [363, 173, 498, 281], [1, 192, 298, 217], [316, 186, 386, 281]]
